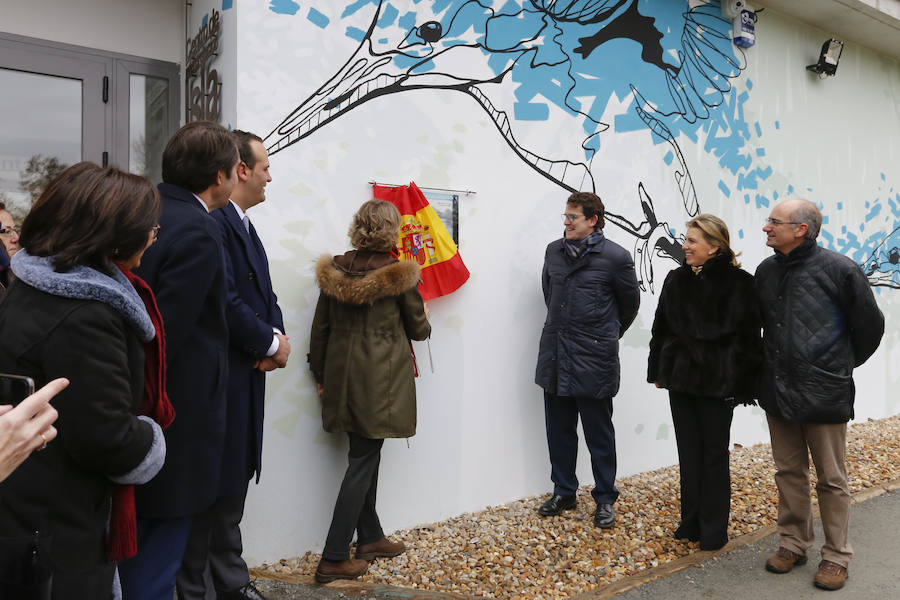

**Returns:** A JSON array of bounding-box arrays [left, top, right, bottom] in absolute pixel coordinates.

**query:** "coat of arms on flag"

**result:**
[[372, 181, 470, 301]]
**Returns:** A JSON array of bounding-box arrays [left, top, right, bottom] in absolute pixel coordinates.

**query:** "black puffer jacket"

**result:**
[[755, 240, 884, 423], [535, 232, 640, 399], [648, 254, 762, 402]]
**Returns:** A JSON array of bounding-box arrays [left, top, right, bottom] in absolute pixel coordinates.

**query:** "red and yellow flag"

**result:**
[[373, 181, 469, 301]]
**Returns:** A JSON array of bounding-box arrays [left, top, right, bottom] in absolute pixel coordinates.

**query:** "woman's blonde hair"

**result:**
[[349, 199, 401, 252], [685, 213, 741, 268]]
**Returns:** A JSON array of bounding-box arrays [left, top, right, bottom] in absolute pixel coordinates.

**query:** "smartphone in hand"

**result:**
[[0, 373, 36, 406]]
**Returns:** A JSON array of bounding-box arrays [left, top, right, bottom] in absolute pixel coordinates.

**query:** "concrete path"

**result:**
[[253, 484, 900, 599]]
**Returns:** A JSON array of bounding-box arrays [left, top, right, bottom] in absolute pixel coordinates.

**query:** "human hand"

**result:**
[[254, 357, 279, 372], [0, 378, 67, 482], [272, 333, 291, 368], [423, 302, 431, 321]]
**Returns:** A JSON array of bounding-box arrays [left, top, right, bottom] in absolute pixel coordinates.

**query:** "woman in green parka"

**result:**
[[309, 199, 431, 584]]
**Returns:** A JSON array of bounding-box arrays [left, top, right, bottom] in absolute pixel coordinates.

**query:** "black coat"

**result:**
[[0, 282, 153, 597], [647, 255, 762, 402], [212, 202, 284, 496], [133, 183, 229, 517], [755, 240, 884, 423], [535, 233, 641, 399]]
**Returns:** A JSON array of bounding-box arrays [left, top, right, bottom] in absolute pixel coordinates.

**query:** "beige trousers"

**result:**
[[766, 414, 853, 567]]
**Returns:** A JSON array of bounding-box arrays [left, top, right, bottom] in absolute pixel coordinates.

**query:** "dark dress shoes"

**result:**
[[537, 494, 577, 516], [217, 581, 267, 600], [593, 503, 615, 528], [673, 523, 700, 542]]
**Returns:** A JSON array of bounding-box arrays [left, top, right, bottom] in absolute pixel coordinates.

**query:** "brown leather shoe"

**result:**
[[814, 560, 848, 590], [765, 546, 808, 573], [314, 558, 368, 583], [355, 537, 406, 560]]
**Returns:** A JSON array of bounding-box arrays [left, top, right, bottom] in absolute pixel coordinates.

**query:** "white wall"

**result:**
[[233, 1, 899, 564], [0, 0, 184, 63]]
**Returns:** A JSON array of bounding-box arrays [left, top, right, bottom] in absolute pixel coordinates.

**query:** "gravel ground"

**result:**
[[255, 415, 900, 598]]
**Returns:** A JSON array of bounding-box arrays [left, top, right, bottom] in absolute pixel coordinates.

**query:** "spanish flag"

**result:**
[[373, 182, 470, 301]]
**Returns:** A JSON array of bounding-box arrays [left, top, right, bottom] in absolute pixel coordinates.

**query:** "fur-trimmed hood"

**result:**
[[315, 252, 421, 305], [11, 249, 155, 342]]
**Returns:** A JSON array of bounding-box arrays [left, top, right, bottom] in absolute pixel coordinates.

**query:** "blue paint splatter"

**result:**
[[755, 148, 765, 157], [377, 4, 399, 27], [663, 151, 673, 166], [222, 0, 233, 10], [514, 102, 549, 121], [399, 12, 417, 30], [718, 180, 731, 197], [738, 229, 744, 239], [754, 122, 762, 137], [269, 0, 299, 16], [775, 121, 780, 129], [308, 8, 329, 27], [202, 13, 209, 26], [837, 202, 843, 210], [345, 26, 365, 41]]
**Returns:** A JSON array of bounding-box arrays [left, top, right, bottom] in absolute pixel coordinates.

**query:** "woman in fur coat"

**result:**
[[309, 199, 431, 583], [648, 213, 762, 551]]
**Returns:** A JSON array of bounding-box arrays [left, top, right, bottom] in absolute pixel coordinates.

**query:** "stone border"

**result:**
[[251, 476, 900, 599]]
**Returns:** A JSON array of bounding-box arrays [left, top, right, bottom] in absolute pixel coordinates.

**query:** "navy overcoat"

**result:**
[[212, 202, 284, 496]]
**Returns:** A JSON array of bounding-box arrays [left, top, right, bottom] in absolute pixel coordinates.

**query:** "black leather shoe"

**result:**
[[218, 581, 267, 600], [594, 503, 615, 528], [537, 494, 577, 516], [673, 523, 700, 542]]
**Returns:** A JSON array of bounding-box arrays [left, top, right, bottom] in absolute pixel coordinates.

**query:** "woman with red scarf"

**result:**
[[0, 163, 171, 599]]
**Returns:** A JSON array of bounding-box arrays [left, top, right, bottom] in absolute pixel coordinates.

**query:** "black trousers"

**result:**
[[322, 433, 385, 561], [544, 392, 618, 504], [669, 391, 734, 548], [175, 491, 250, 599]]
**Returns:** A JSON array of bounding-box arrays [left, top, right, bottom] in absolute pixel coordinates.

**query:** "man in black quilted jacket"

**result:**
[[755, 198, 884, 591]]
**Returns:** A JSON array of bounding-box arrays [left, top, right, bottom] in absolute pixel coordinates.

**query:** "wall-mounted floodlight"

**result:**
[[806, 38, 844, 77]]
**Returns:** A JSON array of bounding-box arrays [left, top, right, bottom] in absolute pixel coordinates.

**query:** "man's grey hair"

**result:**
[[791, 199, 822, 240]]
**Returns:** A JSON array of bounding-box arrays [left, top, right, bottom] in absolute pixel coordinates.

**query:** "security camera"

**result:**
[[722, 0, 749, 18]]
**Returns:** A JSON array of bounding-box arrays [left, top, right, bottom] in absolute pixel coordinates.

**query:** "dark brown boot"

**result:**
[[355, 537, 406, 560], [814, 560, 848, 590], [765, 546, 808, 574], [314, 558, 368, 583]]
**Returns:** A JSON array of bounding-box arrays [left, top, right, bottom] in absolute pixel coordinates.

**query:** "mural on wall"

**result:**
[[263, 0, 899, 291]]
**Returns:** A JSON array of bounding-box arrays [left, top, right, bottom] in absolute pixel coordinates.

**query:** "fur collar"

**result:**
[[11, 250, 155, 342], [315, 254, 420, 305]]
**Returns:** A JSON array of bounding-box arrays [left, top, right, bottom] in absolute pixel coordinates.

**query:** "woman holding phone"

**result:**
[[0, 163, 167, 598], [0, 377, 65, 482]]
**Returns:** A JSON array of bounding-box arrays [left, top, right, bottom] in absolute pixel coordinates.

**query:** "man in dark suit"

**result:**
[[119, 121, 238, 600], [175, 131, 291, 600]]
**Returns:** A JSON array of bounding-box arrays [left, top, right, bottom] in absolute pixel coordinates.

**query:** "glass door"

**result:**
[[0, 38, 106, 222]]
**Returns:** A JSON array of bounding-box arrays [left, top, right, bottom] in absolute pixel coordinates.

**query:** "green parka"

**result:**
[[309, 251, 431, 439]]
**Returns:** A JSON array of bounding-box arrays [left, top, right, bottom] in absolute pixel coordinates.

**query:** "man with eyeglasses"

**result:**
[[534, 191, 640, 529], [756, 199, 884, 591]]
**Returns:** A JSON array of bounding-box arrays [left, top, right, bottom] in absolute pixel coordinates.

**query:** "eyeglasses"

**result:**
[[150, 225, 161, 240], [0, 226, 20, 236], [561, 213, 586, 223], [765, 218, 802, 227]]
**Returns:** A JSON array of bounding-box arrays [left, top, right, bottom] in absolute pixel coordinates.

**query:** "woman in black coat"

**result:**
[[0, 163, 166, 599], [648, 213, 762, 551]]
